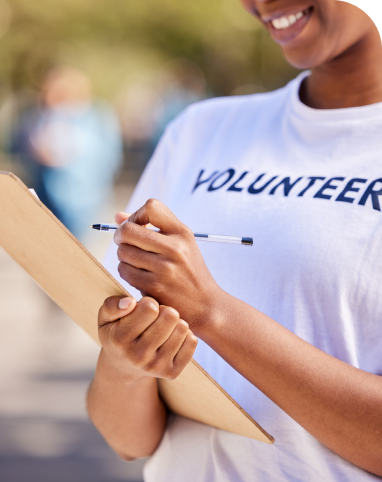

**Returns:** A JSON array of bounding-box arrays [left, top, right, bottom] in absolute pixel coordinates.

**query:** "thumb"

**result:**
[[128, 199, 188, 235]]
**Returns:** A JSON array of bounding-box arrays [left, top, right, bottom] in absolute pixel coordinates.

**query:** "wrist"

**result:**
[[95, 349, 149, 387], [192, 287, 229, 341]]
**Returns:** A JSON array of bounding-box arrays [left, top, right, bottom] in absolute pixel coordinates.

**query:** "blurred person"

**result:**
[[116, 84, 163, 177], [88, 2, 382, 482], [117, 85, 164, 145], [11, 67, 123, 239], [151, 59, 208, 144], [117, 61, 207, 149], [116, 61, 207, 177]]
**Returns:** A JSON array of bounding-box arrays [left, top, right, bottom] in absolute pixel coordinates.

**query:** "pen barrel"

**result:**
[[194, 234, 251, 245], [97, 224, 119, 231], [92, 225, 253, 246]]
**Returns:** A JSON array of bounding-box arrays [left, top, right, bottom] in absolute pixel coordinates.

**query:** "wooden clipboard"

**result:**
[[0, 171, 273, 444]]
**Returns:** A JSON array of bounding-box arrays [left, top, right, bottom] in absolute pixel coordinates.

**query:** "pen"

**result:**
[[90, 224, 253, 246]]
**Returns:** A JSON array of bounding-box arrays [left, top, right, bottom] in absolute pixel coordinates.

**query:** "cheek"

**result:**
[[238, 0, 255, 14]]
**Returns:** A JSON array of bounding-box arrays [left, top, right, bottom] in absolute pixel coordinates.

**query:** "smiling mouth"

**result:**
[[271, 10, 306, 30], [264, 7, 313, 43]]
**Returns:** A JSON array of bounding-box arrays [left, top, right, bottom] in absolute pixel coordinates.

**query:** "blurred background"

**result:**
[[0, 0, 299, 480]]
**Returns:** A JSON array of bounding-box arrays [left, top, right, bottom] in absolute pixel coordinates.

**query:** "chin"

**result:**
[[282, 48, 329, 70]]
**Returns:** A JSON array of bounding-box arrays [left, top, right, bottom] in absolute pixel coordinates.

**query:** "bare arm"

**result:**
[[87, 352, 166, 460], [200, 293, 382, 475], [87, 295, 197, 460], [114, 200, 382, 476]]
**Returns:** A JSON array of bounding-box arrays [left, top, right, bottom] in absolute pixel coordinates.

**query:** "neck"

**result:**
[[300, 30, 382, 109]]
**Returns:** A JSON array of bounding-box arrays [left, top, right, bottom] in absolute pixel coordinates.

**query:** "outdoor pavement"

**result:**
[[0, 182, 146, 482]]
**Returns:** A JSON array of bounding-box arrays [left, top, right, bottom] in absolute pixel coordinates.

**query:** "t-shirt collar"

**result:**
[[290, 71, 382, 123]]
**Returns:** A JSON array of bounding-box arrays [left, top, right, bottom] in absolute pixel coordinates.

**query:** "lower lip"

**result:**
[[268, 8, 313, 44]]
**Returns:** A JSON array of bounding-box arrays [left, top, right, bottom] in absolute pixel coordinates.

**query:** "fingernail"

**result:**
[[119, 298, 132, 310]]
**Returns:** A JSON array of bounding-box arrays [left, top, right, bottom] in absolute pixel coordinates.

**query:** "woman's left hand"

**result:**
[[114, 199, 223, 333]]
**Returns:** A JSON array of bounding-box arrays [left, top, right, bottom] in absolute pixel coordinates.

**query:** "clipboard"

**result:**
[[0, 171, 274, 444]]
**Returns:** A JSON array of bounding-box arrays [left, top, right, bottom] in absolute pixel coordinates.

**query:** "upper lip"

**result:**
[[261, 6, 311, 24]]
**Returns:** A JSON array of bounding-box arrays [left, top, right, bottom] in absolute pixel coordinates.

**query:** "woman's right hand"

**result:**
[[98, 296, 198, 382]]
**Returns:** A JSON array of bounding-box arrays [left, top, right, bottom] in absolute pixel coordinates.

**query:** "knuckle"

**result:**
[[117, 245, 128, 262], [118, 263, 143, 289], [118, 263, 134, 285], [187, 332, 198, 350], [159, 260, 177, 282], [140, 296, 159, 311], [117, 262, 126, 278], [183, 225, 194, 239], [141, 297, 160, 313], [168, 242, 183, 258], [145, 198, 159, 211], [160, 306, 179, 320], [178, 320, 189, 333], [120, 221, 134, 236], [156, 282, 167, 298]]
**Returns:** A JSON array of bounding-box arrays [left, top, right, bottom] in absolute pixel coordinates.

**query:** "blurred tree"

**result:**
[[0, 0, 299, 97]]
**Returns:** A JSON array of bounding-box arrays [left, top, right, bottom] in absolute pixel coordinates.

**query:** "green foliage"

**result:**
[[0, 0, 299, 96]]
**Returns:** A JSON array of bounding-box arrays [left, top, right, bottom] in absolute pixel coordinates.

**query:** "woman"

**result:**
[[88, 1, 382, 480]]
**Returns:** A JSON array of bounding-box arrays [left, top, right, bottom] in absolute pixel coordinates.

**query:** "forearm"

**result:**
[[112, 200, 382, 472], [198, 292, 382, 475], [87, 350, 167, 460]]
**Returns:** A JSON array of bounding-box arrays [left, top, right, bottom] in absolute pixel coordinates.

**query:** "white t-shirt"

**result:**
[[103, 72, 382, 482]]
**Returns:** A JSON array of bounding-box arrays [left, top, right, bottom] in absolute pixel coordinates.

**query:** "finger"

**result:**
[[115, 212, 131, 224], [138, 306, 180, 351], [114, 221, 170, 254], [157, 319, 190, 359], [114, 296, 160, 341], [98, 296, 137, 328], [115, 211, 156, 229], [128, 199, 190, 236], [172, 331, 198, 373], [118, 260, 157, 294], [117, 243, 159, 272]]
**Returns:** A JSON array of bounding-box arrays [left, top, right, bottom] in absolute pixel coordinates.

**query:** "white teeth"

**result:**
[[271, 10, 305, 30], [272, 17, 290, 29]]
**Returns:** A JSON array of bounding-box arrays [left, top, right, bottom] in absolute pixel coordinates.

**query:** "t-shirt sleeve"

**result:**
[[102, 121, 177, 299]]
